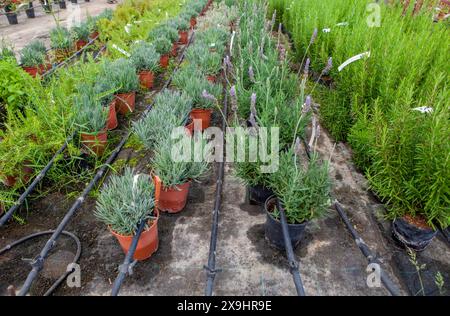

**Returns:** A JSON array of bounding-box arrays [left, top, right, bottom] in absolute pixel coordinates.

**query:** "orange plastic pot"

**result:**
[[107, 100, 118, 130], [160, 54, 169, 69], [115, 92, 136, 115], [110, 210, 159, 261], [90, 31, 99, 39], [190, 17, 197, 28], [154, 176, 191, 213], [189, 108, 213, 131], [75, 39, 88, 51], [22, 66, 39, 78], [80, 130, 107, 156], [178, 30, 189, 45], [171, 42, 178, 57], [139, 70, 154, 90]]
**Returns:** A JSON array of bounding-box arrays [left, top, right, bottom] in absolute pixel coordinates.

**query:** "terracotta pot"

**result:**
[[1, 163, 34, 187], [190, 17, 197, 28], [107, 100, 118, 130], [22, 66, 40, 78], [115, 92, 136, 115], [38, 63, 52, 74], [160, 54, 169, 69], [139, 70, 154, 90], [171, 42, 178, 57], [207, 75, 216, 83], [90, 31, 99, 39], [75, 39, 88, 51], [189, 108, 213, 131], [80, 130, 107, 156], [110, 210, 159, 261], [2, 175, 17, 187], [156, 178, 191, 213], [178, 30, 189, 45]]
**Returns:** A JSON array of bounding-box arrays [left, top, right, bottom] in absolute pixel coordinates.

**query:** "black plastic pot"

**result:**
[[71, 0, 77, 3], [25, 3, 35, 18], [59, 0, 67, 9], [43, 4, 52, 13], [392, 217, 437, 251], [248, 184, 274, 206], [264, 197, 307, 250], [6, 13, 18, 25]]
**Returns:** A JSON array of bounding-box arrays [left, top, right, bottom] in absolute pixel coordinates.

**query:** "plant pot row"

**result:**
[[248, 184, 439, 252], [102, 0, 213, 261]]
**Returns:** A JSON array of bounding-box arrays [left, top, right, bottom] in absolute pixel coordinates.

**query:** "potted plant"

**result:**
[[102, 58, 139, 115], [182, 7, 198, 29], [151, 139, 210, 213], [86, 14, 99, 39], [133, 90, 192, 151], [265, 149, 331, 250], [28, 40, 52, 73], [173, 65, 221, 131], [153, 36, 172, 69], [50, 26, 72, 62], [58, 0, 66, 9], [93, 80, 118, 130], [73, 91, 108, 156], [25, 1, 35, 19], [2, 0, 18, 25], [130, 41, 160, 90], [95, 168, 160, 260], [176, 17, 190, 45], [72, 23, 90, 51], [186, 43, 222, 82], [150, 25, 179, 57], [20, 45, 45, 78]]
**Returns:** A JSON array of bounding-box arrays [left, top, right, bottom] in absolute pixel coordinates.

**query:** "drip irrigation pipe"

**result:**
[[107, 31, 195, 297], [0, 134, 74, 227], [14, 30, 195, 296], [0, 230, 81, 296], [301, 137, 401, 296], [204, 57, 228, 297], [275, 199, 306, 296], [110, 220, 146, 296]]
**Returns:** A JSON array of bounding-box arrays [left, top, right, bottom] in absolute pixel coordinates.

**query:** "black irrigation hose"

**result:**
[[0, 133, 74, 227], [15, 31, 195, 296], [204, 67, 228, 297], [108, 31, 196, 297], [275, 199, 306, 296], [334, 202, 401, 296], [301, 137, 401, 296], [0, 230, 81, 296], [111, 220, 146, 296]]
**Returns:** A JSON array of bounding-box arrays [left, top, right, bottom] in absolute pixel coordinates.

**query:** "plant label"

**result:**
[[338, 51, 371, 72]]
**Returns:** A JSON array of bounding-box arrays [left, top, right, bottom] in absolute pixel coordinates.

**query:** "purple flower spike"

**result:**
[[202, 90, 217, 102], [323, 57, 333, 74], [304, 58, 310, 76], [303, 95, 312, 114], [248, 66, 255, 82], [310, 28, 318, 45], [250, 93, 257, 116], [230, 86, 238, 112]]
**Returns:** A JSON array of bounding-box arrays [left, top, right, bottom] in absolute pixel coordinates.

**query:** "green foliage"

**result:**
[[130, 41, 160, 72], [72, 23, 90, 42], [100, 58, 139, 94], [152, 138, 210, 187], [27, 40, 46, 55], [268, 150, 331, 224], [95, 168, 155, 236], [175, 16, 190, 31], [271, 0, 450, 228], [153, 36, 172, 55], [133, 90, 192, 150], [186, 43, 222, 75], [73, 87, 108, 133], [50, 26, 72, 50], [149, 24, 179, 43], [20, 46, 45, 67], [0, 39, 15, 62]]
